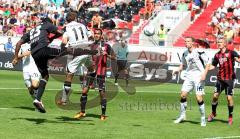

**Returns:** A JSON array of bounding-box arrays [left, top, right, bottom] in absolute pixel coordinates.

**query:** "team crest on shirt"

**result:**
[[219, 57, 228, 65], [225, 53, 229, 58]]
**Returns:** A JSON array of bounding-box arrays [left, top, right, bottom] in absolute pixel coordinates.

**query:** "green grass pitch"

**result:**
[[0, 70, 240, 139]]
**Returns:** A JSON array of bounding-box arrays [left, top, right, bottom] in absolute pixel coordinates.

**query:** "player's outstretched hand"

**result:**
[[12, 57, 18, 66], [172, 70, 178, 76]]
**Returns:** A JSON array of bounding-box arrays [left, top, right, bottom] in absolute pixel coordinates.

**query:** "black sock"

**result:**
[[114, 73, 119, 83], [180, 98, 187, 103], [63, 81, 71, 94], [80, 94, 88, 113], [198, 101, 204, 106], [228, 105, 233, 117], [101, 98, 107, 115], [212, 102, 218, 115], [36, 79, 47, 101]]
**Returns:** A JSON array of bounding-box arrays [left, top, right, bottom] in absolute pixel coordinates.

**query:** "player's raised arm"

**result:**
[[12, 39, 24, 65], [49, 30, 63, 43], [12, 32, 30, 65], [18, 50, 31, 59], [43, 17, 63, 43]]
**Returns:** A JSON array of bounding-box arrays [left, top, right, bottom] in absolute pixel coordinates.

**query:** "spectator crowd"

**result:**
[[205, 0, 240, 49]]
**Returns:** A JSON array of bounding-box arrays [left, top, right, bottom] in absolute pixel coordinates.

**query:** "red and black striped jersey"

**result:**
[[91, 41, 112, 76], [212, 49, 239, 80]]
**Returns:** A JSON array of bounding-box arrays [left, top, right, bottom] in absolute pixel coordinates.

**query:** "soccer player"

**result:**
[[173, 36, 210, 126], [113, 39, 129, 86], [58, 12, 94, 105], [201, 36, 240, 125], [74, 28, 116, 120], [12, 17, 98, 113], [18, 44, 41, 99]]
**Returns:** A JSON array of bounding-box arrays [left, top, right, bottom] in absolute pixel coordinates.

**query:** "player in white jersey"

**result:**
[[19, 44, 41, 99], [172, 37, 210, 126], [58, 12, 95, 105]]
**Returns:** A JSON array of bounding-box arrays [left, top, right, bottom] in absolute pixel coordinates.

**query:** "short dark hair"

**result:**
[[42, 17, 53, 24], [66, 12, 77, 22], [94, 28, 103, 35], [185, 36, 195, 42]]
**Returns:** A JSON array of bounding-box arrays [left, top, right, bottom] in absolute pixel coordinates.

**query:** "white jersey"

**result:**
[[182, 48, 209, 80], [20, 44, 41, 86], [63, 21, 92, 49], [63, 21, 93, 74], [20, 44, 39, 72]]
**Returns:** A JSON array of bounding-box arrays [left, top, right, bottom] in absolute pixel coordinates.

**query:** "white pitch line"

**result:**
[[0, 87, 179, 93], [204, 136, 240, 139], [0, 87, 60, 91], [0, 108, 9, 110]]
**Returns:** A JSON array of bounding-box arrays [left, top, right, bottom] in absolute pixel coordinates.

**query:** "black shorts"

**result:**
[[117, 60, 127, 71], [215, 79, 235, 96], [83, 72, 106, 92], [32, 47, 60, 77]]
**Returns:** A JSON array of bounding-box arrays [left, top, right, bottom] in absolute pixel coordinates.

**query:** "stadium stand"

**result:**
[[174, 0, 225, 47], [173, 0, 240, 50], [0, 0, 213, 47], [0, 0, 202, 44]]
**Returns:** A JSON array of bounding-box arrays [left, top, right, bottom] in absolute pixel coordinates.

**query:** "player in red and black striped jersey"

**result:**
[[201, 36, 240, 125], [74, 28, 116, 120]]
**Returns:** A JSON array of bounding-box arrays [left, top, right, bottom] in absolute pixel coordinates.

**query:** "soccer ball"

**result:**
[[143, 25, 155, 36]]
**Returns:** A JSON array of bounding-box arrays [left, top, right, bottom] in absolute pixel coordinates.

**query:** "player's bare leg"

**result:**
[[174, 92, 187, 123], [208, 92, 219, 122]]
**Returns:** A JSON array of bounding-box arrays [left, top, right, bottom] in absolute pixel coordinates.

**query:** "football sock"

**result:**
[[101, 98, 107, 115], [180, 98, 187, 116], [28, 88, 34, 96], [32, 87, 38, 98], [62, 81, 71, 102], [36, 79, 47, 101], [198, 101, 205, 117], [228, 105, 233, 117], [212, 101, 218, 115], [114, 73, 119, 83], [80, 94, 88, 113]]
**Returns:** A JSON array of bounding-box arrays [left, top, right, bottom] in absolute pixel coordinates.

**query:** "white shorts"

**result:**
[[23, 71, 41, 88], [67, 55, 92, 74], [181, 80, 205, 95]]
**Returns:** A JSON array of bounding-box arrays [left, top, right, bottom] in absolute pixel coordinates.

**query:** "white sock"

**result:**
[[62, 85, 71, 102], [199, 103, 205, 118], [180, 102, 187, 116]]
